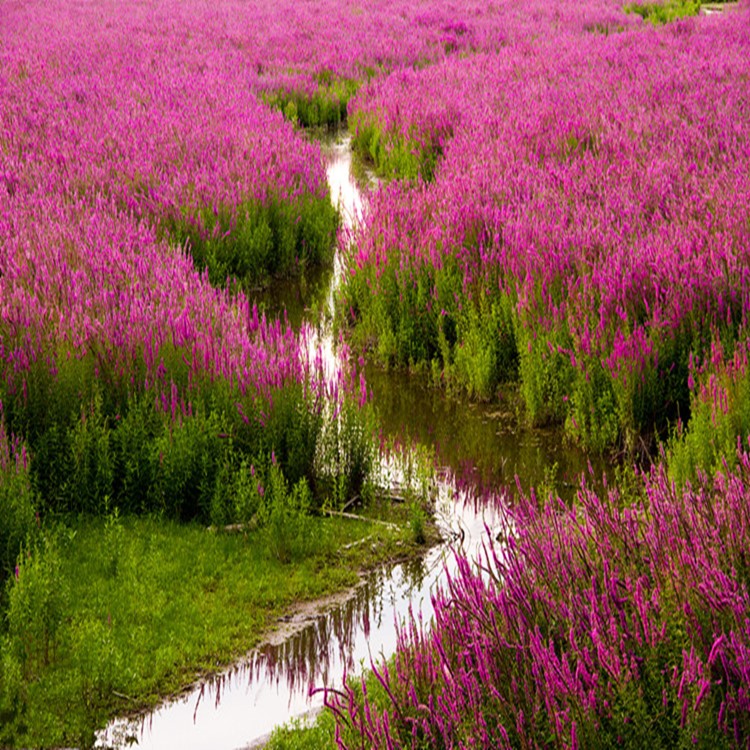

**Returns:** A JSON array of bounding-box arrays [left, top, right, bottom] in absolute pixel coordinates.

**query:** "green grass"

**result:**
[[624, 0, 701, 24], [349, 112, 446, 182], [266, 711, 338, 750], [164, 193, 339, 290], [265, 665, 393, 750], [262, 73, 361, 130], [0, 509, 416, 748]]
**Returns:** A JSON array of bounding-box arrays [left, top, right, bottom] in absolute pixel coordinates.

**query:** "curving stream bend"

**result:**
[[98, 135, 597, 750]]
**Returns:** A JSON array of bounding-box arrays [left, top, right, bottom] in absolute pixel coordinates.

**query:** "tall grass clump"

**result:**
[[262, 71, 361, 129], [669, 335, 750, 485], [0, 420, 36, 579], [0, 187, 373, 524]]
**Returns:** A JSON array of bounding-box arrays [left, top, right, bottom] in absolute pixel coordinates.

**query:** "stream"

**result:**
[[98, 134, 600, 750]]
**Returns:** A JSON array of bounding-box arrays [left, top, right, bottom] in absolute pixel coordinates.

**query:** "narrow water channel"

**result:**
[[98, 134, 600, 750]]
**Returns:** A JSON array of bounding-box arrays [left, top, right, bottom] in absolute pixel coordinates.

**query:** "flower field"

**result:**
[[2, 0, 750, 745], [342, 2, 750, 452], [329, 453, 750, 749], [319, 2, 750, 748]]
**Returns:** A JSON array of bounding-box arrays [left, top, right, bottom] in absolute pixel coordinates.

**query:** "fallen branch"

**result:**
[[322, 509, 400, 530], [341, 535, 374, 550]]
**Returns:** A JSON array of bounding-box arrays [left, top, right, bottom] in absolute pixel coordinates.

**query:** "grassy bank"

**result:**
[[266, 445, 750, 749], [0, 506, 420, 748]]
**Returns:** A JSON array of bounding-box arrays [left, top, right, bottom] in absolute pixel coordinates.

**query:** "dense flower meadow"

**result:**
[[2, 0, 750, 745], [0, 0, 647, 528], [1, 7, 340, 285], [329, 450, 750, 748], [1, 0, 398, 527], [343, 4, 750, 453], [0, 181, 365, 520]]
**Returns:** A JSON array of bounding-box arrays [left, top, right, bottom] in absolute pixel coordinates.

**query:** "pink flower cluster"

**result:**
[[332, 451, 750, 747], [0, 192, 312, 407], [0, 0, 353, 424], [344, 5, 750, 445]]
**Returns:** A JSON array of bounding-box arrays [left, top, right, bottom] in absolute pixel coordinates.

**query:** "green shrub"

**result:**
[[110, 395, 160, 514], [259, 464, 317, 563], [0, 636, 24, 746], [209, 457, 265, 527], [263, 74, 360, 129], [565, 356, 621, 452], [669, 340, 750, 485], [0, 427, 37, 578], [66, 392, 114, 514], [451, 294, 518, 400], [350, 113, 444, 182], [0, 333, 375, 525], [517, 326, 577, 429], [317, 399, 376, 506], [624, 0, 701, 24], [4, 537, 67, 682], [261, 384, 324, 490], [150, 407, 231, 520], [167, 194, 338, 289]]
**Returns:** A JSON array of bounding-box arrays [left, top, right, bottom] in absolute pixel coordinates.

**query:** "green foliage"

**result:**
[[517, 327, 576, 429], [263, 74, 360, 129], [0, 438, 37, 578], [350, 112, 445, 182], [3, 537, 67, 685], [317, 399, 376, 506], [407, 498, 427, 544], [261, 383, 324, 490], [1, 342, 378, 525], [167, 194, 338, 289], [450, 294, 518, 400], [150, 407, 230, 520], [339, 251, 519, 404], [0, 509, 405, 747], [110, 394, 160, 514], [589, 618, 730, 750], [668, 343, 750, 486], [565, 357, 621, 452], [209, 457, 264, 527], [624, 0, 701, 24], [0, 637, 24, 746], [266, 711, 338, 750], [66, 391, 115, 514], [259, 464, 318, 563]]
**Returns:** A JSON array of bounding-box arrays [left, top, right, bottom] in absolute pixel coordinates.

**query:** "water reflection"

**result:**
[[251, 135, 365, 331], [100, 480, 505, 750], [366, 365, 606, 501]]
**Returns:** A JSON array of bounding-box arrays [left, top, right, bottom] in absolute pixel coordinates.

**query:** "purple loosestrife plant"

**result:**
[[0, 180, 356, 517], [1, 13, 339, 287], [341, 5, 750, 451], [331, 448, 750, 748]]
